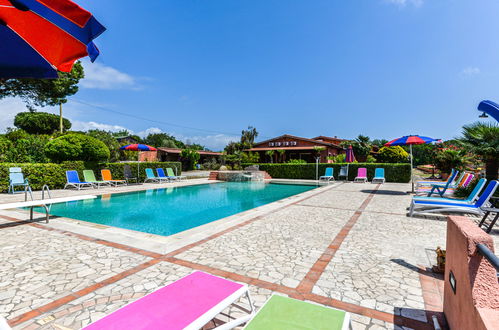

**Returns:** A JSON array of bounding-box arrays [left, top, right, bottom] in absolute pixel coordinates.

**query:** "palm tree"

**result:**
[[265, 150, 275, 163], [460, 122, 499, 181]]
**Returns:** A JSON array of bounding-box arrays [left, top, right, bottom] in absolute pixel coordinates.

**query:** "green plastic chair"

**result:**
[[83, 170, 111, 188]]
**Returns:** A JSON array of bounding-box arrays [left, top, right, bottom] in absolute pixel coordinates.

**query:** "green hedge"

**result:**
[[102, 162, 182, 182], [0, 161, 85, 191], [242, 163, 411, 183], [0, 161, 182, 192]]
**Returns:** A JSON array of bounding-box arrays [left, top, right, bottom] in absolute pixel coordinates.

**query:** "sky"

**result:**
[[1, 0, 499, 150]]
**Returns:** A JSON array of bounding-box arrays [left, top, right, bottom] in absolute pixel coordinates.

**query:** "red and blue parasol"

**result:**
[[0, 0, 105, 78], [385, 135, 441, 192], [120, 144, 157, 152]]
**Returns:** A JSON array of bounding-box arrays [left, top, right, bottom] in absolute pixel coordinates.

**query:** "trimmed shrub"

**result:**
[[45, 134, 110, 162], [102, 162, 182, 182], [376, 146, 409, 163], [14, 111, 71, 134], [0, 161, 85, 191], [242, 163, 411, 183]]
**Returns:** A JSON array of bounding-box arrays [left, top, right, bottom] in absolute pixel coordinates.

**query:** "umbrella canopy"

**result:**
[[345, 145, 355, 163], [384, 135, 439, 146], [120, 144, 157, 151], [478, 100, 499, 122], [384, 135, 440, 193], [0, 0, 105, 78]]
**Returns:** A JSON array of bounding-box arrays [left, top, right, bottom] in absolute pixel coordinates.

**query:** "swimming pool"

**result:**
[[43, 182, 316, 236]]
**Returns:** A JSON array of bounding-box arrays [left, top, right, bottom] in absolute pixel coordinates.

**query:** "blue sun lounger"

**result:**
[[156, 168, 172, 183], [423, 170, 460, 197], [319, 167, 335, 182], [413, 178, 487, 204], [64, 170, 95, 190], [409, 180, 498, 217], [144, 168, 161, 183], [372, 168, 385, 184], [416, 169, 459, 188]]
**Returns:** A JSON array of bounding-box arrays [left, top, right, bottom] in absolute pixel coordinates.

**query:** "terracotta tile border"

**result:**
[[296, 184, 380, 293], [418, 265, 447, 328]]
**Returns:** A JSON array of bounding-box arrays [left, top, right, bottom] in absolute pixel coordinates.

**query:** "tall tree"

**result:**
[[460, 122, 499, 180], [241, 126, 258, 147], [0, 62, 84, 110]]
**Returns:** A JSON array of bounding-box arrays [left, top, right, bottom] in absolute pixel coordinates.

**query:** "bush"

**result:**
[[242, 163, 411, 182], [0, 136, 12, 162], [45, 134, 110, 162], [0, 161, 85, 191], [103, 162, 182, 182], [287, 159, 307, 164], [14, 111, 71, 134], [376, 146, 409, 163]]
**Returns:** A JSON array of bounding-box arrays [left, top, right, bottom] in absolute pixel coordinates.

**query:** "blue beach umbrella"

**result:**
[[478, 100, 499, 123], [385, 135, 441, 192]]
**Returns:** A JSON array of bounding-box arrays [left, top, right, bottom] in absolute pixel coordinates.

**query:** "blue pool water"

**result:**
[[43, 182, 315, 236]]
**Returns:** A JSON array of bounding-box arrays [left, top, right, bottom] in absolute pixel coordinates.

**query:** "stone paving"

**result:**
[[0, 180, 497, 330]]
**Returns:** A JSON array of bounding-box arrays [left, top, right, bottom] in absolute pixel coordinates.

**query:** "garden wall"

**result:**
[[0, 161, 181, 192], [241, 163, 411, 183]]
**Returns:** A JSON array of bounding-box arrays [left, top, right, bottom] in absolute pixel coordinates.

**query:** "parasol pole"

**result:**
[[410, 144, 414, 193]]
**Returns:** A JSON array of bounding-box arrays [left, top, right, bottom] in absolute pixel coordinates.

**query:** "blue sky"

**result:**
[[1, 0, 499, 150]]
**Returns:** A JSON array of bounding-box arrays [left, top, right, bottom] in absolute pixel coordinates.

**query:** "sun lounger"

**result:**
[[244, 294, 350, 330], [337, 165, 348, 181], [124, 164, 139, 185], [83, 271, 255, 330], [413, 178, 486, 204], [83, 170, 112, 188], [416, 169, 458, 188], [8, 167, 32, 194], [0, 315, 11, 330], [167, 167, 186, 181], [319, 167, 335, 182], [372, 168, 385, 184], [156, 168, 172, 182], [354, 167, 367, 183], [144, 168, 161, 183], [64, 170, 95, 190], [101, 169, 127, 186], [420, 173, 474, 197], [409, 180, 498, 217]]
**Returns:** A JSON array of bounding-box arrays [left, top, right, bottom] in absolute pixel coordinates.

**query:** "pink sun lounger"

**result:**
[[83, 271, 254, 330], [354, 167, 368, 183]]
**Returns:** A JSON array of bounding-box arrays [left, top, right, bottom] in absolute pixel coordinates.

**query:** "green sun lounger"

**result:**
[[83, 170, 112, 188], [244, 295, 350, 330]]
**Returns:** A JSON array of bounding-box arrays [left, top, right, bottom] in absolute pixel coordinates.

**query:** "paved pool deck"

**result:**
[[0, 179, 497, 330]]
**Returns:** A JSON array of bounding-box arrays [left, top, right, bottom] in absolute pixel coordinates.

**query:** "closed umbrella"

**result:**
[[0, 0, 105, 78], [384, 135, 440, 193], [120, 144, 157, 180], [345, 145, 355, 163]]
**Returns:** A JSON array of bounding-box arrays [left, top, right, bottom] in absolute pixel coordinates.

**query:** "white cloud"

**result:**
[[136, 127, 163, 138], [461, 66, 480, 76], [385, 0, 423, 7], [80, 60, 139, 90], [71, 120, 129, 132], [0, 98, 29, 132]]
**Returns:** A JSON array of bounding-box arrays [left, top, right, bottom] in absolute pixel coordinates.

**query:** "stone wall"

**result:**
[[443, 216, 499, 329]]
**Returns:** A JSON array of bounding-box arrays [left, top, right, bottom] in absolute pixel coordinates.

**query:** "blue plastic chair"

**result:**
[[64, 170, 94, 190], [372, 168, 385, 184], [319, 167, 335, 182], [8, 167, 32, 194], [155, 168, 171, 182]]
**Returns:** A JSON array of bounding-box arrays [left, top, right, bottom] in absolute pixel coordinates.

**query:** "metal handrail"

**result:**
[[41, 184, 51, 200], [476, 243, 499, 276]]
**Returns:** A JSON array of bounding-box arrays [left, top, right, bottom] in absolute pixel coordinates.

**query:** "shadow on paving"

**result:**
[[360, 189, 408, 195]]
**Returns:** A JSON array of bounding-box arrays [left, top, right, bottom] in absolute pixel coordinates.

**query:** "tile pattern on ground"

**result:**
[[0, 222, 148, 322], [177, 205, 354, 287]]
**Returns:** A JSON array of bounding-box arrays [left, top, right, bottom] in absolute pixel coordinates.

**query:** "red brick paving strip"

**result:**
[[296, 184, 380, 293]]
